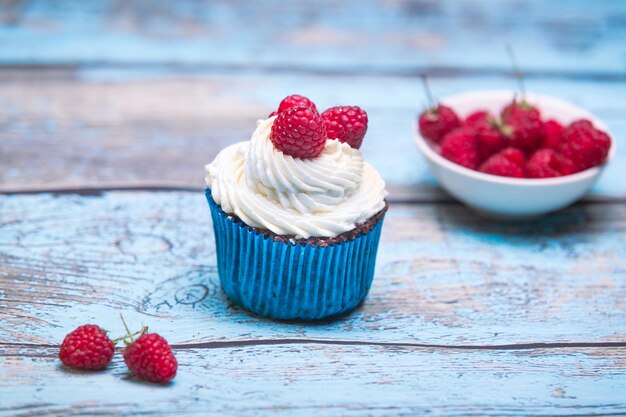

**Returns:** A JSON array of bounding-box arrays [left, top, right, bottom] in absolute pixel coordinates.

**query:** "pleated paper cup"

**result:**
[[205, 189, 386, 320]]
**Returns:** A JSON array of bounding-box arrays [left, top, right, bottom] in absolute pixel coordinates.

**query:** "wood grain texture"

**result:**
[[1, 191, 625, 347], [0, 0, 625, 75], [1, 2, 626, 414], [1, 344, 625, 417], [1, 69, 625, 200]]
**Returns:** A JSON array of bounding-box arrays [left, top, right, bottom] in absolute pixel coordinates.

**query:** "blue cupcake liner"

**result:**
[[205, 189, 386, 320]]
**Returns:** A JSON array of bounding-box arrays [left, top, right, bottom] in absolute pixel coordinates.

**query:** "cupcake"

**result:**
[[204, 95, 388, 320]]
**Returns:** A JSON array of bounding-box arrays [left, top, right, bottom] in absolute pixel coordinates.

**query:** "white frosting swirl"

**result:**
[[205, 117, 387, 239]]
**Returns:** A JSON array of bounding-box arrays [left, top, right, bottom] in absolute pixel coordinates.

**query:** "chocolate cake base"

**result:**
[[224, 202, 389, 247]]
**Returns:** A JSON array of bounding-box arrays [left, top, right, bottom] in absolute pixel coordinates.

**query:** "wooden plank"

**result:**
[[1, 343, 625, 416], [1, 70, 625, 200], [1, 191, 625, 346], [0, 0, 625, 75]]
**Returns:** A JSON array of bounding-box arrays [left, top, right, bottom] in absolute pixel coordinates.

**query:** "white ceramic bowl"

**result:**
[[414, 90, 615, 219]]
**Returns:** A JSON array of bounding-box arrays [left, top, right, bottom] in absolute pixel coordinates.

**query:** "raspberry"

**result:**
[[501, 100, 541, 120], [479, 149, 525, 178], [268, 111, 279, 118], [464, 111, 491, 127], [462, 111, 509, 161], [123, 333, 177, 384], [277, 94, 317, 114], [59, 324, 115, 370], [321, 106, 368, 149], [526, 149, 563, 178], [558, 120, 611, 173], [558, 157, 577, 176], [270, 104, 327, 159], [501, 101, 545, 153], [542, 119, 564, 149], [500, 147, 526, 167], [476, 125, 508, 162], [418, 105, 461, 143], [440, 128, 480, 170]]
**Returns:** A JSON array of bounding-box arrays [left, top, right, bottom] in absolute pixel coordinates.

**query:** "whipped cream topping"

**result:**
[[205, 117, 387, 239]]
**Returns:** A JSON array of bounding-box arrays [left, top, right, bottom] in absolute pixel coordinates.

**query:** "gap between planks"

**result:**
[[3, 339, 626, 354], [1, 185, 626, 205], [0, 63, 626, 82]]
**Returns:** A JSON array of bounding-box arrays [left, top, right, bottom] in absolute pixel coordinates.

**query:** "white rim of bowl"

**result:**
[[413, 90, 617, 187]]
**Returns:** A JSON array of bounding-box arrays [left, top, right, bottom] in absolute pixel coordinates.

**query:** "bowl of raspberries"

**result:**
[[414, 90, 615, 219]]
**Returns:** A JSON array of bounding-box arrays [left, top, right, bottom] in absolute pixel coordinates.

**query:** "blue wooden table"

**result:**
[[1, 1, 625, 416]]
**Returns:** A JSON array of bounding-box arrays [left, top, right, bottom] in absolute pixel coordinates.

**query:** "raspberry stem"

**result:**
[[112, 328, 147, 344], [506, 45, 526, 101], [420, 74, 438, 111], [117, 314, 148, 345], [120, 313, 131, 336]]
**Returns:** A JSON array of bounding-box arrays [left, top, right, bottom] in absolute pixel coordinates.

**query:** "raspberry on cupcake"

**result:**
[[322, 106, 368, 149], [270, 104, 326, 158]]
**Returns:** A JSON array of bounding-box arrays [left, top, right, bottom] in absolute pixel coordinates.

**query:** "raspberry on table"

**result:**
[[270, 104, 327, 159], [418, 105, 461, 143], [277, 94, 317, 113], [321, 105, 368, 149], [123, 333, 178, 384], [440, 127, 480, 170], [58, 324, 115, 370], [526, 149, 563, 178], [558, 119, 611, 173]]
